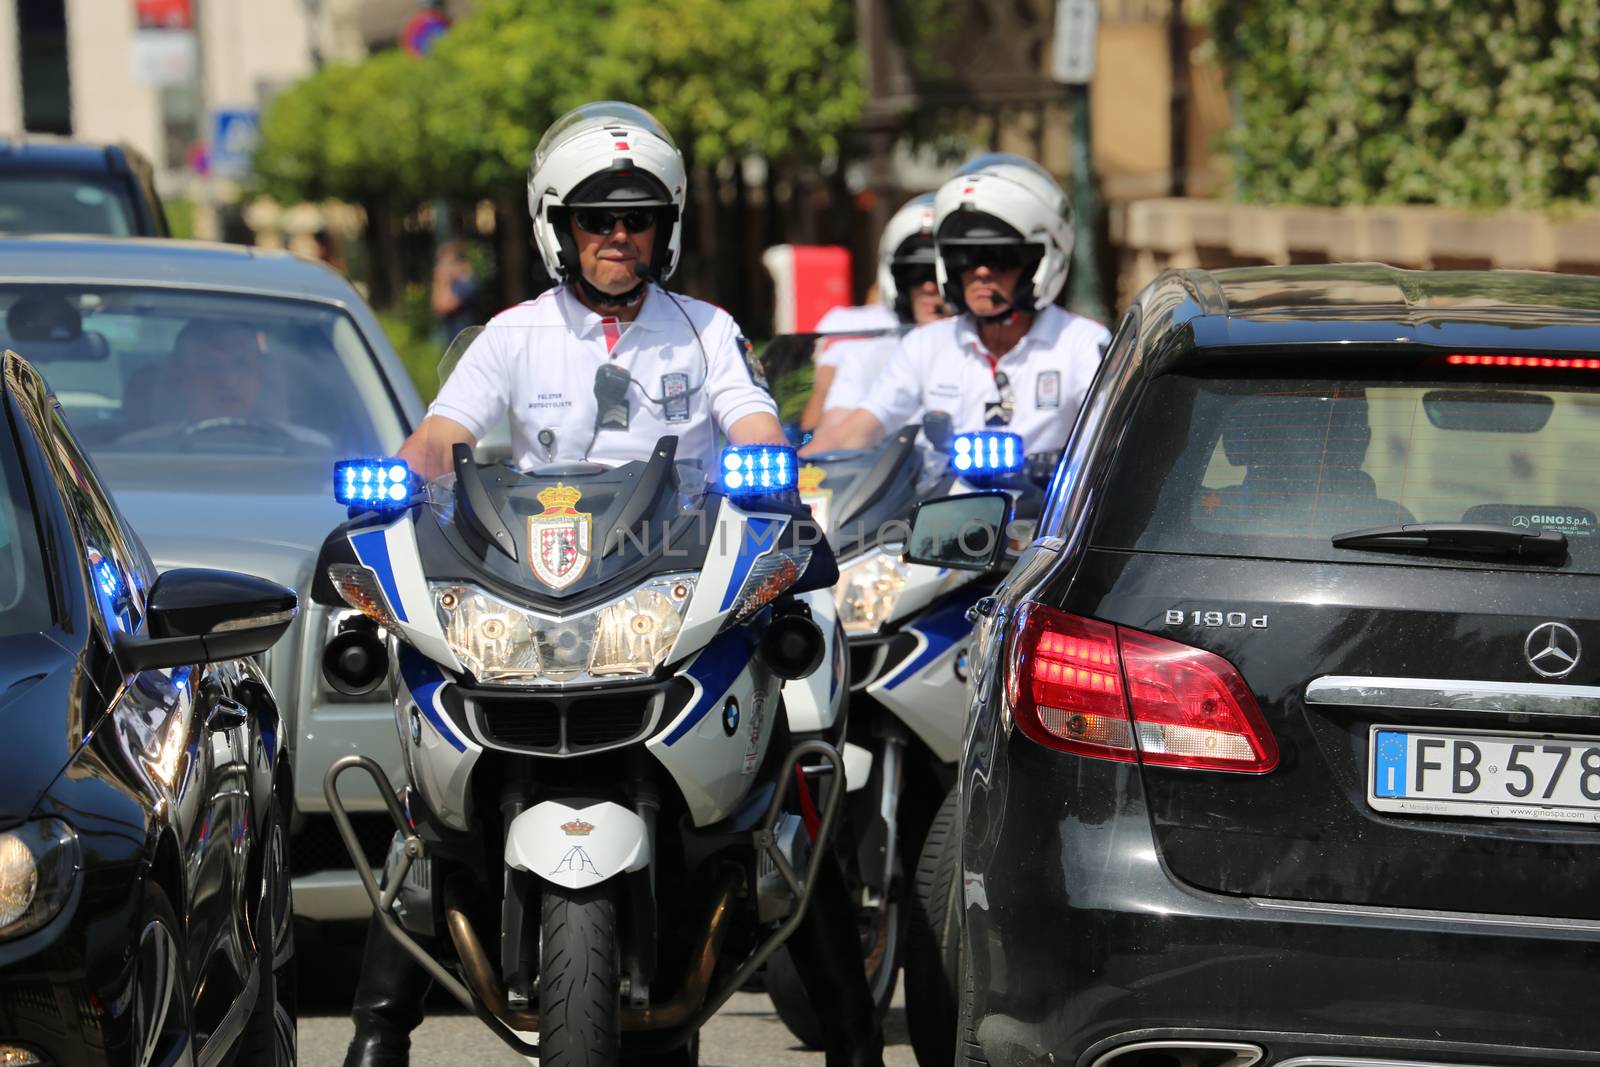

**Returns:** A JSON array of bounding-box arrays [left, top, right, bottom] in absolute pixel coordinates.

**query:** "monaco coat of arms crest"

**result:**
[[528, 483, 592, 589]]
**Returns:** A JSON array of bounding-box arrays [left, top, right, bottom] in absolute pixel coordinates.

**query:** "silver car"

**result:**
[[0, 234, 425, 923]]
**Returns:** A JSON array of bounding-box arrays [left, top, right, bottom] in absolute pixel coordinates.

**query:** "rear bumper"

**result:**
[[962, 742, 1600, 1066]]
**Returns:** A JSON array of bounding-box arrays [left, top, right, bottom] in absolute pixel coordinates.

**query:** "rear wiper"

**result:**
[[1331, 522, 1567, 560]]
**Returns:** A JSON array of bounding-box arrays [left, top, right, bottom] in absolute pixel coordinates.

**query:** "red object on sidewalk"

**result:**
[[762, 244, 853, 334]]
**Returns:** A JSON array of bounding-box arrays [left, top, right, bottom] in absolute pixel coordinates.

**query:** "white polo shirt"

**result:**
[[813, 303, 902, 412], [430, 283, 777, 470], [860, 306, 1110, 454]]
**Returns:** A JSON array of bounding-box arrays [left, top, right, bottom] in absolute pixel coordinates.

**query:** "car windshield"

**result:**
[[0, 175, 137, 236], [0, 286, 402, 459], [1091, 374, 1600, 572], [0, 404, 48, 635]]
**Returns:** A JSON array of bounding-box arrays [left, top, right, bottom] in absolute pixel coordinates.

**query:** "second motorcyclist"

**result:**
[[344, 100, 883, 1067], [802, 154, 1110, 459]]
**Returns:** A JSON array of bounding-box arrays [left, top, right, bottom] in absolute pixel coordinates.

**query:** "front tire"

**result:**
[[132, 882, 195, 1067], [237, 796, 297, 1066], [539, 883, 621, 1067], [904, 786, 960, 1067]]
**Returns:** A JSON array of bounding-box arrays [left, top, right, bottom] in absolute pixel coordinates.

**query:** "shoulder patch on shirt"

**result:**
[[1036, 370, 1061, 409], [738, 334, 769, 389]]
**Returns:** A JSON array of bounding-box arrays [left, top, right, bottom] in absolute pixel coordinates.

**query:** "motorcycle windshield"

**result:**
[[418, 433, 709, 605]]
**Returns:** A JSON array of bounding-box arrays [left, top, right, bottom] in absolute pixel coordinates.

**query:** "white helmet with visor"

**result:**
[[932, 153, 1074, 316], [876, 193, 937, 322], [527, 102, 688, 291]]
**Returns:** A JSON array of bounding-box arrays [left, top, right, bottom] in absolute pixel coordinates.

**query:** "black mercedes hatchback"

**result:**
[[909, 264, 1600, 1067], [0, 351, 298, 1066]]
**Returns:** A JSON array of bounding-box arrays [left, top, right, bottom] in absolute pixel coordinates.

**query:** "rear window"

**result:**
[[0, 175, 135, 236], [1093, 375, 1600, 571]]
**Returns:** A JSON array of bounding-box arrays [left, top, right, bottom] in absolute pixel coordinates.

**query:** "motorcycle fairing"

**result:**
[[648, 626, 779, 826], [779, 588, 845, 734], [867, 590, 988, 763], [504, 800, 650, 889], [345, 514, 463, 672], [666, 496, 793, 663], [396, 645, 481, 831]]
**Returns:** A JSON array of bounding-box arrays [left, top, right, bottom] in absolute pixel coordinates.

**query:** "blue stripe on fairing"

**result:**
[[350, 527, 409, 623], [882, 594, 983, 690], [664, 628, 756, 746], [720, 514, 785, 611], [399, 646, 464, 753]]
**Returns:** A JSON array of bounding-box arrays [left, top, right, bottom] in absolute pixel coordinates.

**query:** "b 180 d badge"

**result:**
[[529, 483, 591, 589]]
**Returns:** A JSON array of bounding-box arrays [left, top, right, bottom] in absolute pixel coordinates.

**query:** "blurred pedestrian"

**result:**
[[431, 238, 480, 345]]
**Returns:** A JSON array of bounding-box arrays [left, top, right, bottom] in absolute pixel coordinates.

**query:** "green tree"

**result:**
[[1204, 0, 1600, 208]]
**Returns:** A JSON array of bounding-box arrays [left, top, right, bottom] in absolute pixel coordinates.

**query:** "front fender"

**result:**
[[505, 801, 650, 889]]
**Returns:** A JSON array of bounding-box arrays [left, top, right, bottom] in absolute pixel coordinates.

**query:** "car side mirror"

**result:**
[[113, 568, 298, 674], [903, 491, 1013, 572]]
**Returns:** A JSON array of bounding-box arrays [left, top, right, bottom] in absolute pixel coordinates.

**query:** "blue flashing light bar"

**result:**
[[951, 432, 1023, 475], [335, 458, 415, 508], [720, 445, 798, 496]]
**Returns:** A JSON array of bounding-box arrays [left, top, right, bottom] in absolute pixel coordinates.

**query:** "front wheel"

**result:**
[[539, 882, 621, 1067]]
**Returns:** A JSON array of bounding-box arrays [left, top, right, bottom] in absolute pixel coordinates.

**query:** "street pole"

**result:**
[[1054, 0, 1107, 323], [1066, 81, 1107, 324]]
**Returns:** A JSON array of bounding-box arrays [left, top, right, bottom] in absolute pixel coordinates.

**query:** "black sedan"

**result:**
[[0, 351, 298, 1066], [909, 264, 1600, 1067]]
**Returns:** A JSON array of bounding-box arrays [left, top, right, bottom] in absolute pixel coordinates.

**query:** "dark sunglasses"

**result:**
[[892, 263, 937, 289], [953, 244, 1027, 272], [572, 207, 660, 235]]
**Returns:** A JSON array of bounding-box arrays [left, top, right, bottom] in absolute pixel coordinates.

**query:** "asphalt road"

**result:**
[[296, 940, 920, 1066]]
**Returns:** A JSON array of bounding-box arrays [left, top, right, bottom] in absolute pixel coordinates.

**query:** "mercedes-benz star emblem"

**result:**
[[1525, 622, 1581, 679]]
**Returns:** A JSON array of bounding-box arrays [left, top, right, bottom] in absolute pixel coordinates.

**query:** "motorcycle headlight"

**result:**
[[432, 575, 697, 685], [835, 548, 910, 636], [0, 819, 79, 940]]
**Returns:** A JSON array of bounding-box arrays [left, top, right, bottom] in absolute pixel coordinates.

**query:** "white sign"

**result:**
[[1051, 0, 1099, 85], [132, 30, 196, 88]]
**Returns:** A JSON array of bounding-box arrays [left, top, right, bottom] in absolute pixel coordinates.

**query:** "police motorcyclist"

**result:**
[[800, 192, 949, 433], [398, 104, 783, 478], [344, 101, 883, 1067], [801, 154, 1110, 461]]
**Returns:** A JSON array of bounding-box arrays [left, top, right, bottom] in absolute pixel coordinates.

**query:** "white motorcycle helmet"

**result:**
[[527, 102, 688, 295], [876, 193, 937, 323], [932, 153, 1074, 316]]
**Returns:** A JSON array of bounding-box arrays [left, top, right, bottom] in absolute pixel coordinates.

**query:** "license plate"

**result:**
[[1367, 725, 1600, 824]]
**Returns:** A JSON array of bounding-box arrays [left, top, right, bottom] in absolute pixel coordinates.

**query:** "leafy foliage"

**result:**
[[255, 0, 867, 206], [1203, 0, 1600, 208]]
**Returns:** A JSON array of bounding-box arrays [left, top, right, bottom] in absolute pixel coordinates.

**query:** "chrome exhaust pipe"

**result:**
[[1089, 1040, 1264, 1067]]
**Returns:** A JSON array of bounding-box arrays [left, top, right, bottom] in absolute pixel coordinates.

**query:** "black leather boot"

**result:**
[[341, 914, 434, 1067], [786, 853, 886, 1067]]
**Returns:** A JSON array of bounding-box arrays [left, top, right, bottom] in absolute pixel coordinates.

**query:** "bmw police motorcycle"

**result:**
[[762, 416, 1044, 1045], [761, 154, 1081, 1057], [311, 325, 853, 1061]]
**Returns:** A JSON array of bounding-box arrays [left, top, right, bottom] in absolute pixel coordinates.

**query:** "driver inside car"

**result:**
[[117, 318, 331, 448], [170, 319, 265, 420]]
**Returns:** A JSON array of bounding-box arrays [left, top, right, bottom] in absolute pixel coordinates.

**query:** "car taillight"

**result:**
[[1008, 603, 1278, 773]]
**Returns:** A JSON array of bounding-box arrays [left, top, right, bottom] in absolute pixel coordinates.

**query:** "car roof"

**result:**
[[0, 235, 360, 305], [1145, 263, 1600, 357], [0, 137, 133, 174]]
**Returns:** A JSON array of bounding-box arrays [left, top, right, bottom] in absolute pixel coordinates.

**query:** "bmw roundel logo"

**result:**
[[409, 708, 423, 745], [722, 697, 740, 736]]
